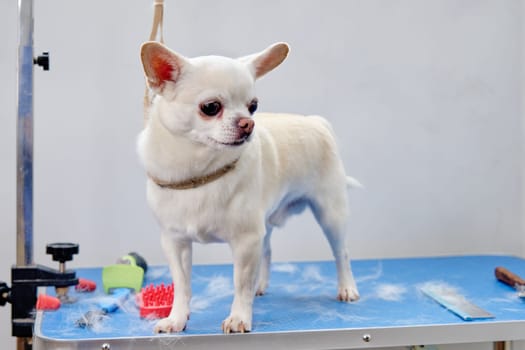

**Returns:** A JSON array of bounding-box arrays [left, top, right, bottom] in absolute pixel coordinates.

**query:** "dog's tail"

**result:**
[[346, 176, 364, 190]]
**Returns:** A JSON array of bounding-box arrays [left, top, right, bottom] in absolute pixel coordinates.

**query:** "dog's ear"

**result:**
[[240, 42, 289, 80], [141, 42, 188, 94]]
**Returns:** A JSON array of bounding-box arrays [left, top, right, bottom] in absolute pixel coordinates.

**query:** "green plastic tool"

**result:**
[[102, 253, 147, 294]]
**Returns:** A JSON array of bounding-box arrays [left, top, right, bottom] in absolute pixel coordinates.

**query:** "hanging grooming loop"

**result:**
[[149, 0, 165, 44], [143, 0, 165, 126]]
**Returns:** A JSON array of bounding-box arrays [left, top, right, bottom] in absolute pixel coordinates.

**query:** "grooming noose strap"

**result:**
[[143, 0, 165, 126]]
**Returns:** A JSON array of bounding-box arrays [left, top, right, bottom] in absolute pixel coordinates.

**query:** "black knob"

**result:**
[[34, 52, 50, 71], [0, 282, 10, 306], [46, 243, 79, 263]]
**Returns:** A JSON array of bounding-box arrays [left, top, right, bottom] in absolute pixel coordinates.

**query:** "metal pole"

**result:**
[[16, 0, 34, 267], [16, 1, 34, 349]]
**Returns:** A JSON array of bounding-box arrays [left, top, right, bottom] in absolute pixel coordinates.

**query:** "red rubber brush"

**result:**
[[137, 283, 174, 318]]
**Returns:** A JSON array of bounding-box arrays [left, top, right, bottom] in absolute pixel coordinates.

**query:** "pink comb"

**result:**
[[137, 283, 174, 318]]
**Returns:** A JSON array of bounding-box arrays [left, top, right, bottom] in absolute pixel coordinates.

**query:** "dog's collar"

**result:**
[[148, 158, 239, 190]]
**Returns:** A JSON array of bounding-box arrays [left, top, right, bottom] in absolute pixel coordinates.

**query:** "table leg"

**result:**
[[494, 341, 509, 350]]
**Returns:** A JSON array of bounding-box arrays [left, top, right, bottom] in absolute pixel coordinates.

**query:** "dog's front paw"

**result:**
[[221, 314, 252, 334], [154, 315, 188, 333], [337, 286, 360, 302]]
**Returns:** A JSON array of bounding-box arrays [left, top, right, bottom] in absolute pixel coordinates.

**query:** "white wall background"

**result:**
[[1, 1, 525, 349]]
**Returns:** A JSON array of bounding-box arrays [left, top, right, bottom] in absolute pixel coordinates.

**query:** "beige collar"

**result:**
[[149, 159, 239, 190]]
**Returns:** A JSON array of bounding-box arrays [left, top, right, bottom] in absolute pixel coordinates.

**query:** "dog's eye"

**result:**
[[248, 99, 258, 114], [200, 101, 222, 117]]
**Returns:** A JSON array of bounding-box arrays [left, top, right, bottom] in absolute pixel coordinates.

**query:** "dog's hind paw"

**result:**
[[154, 316, 187, 333], [337, 286, 360, 302]]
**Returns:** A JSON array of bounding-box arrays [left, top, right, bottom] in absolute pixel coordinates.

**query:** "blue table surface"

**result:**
[[37, 255, 525, 341]]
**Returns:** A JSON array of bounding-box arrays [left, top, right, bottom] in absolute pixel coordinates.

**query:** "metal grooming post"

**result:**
[[17, 0, 34, 348], [17, 0, 34, 267], [12, 3, 74, 349]]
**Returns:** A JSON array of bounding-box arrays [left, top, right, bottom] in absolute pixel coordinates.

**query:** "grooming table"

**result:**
[[34, 255, 525, 349]]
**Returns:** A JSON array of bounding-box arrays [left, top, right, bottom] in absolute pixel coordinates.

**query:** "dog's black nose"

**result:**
[[238, 117, 255, 136]]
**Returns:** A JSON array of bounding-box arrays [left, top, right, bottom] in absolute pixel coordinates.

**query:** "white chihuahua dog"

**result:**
[[138, 41, 360, 334]]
